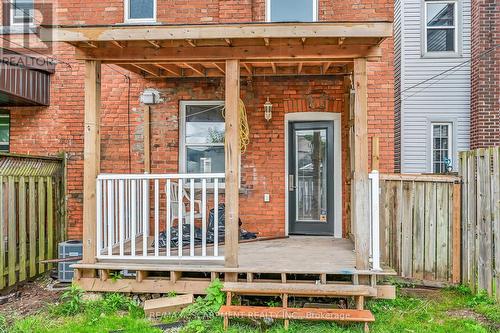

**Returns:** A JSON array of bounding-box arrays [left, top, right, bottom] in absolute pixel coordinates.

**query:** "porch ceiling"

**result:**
[[41, 22, 392, 79]]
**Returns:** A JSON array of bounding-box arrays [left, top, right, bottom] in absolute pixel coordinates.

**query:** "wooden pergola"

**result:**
[[41, 21, 392, 274]]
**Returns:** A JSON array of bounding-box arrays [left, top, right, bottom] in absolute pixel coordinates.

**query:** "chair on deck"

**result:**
[[168, 181, 202, 225]]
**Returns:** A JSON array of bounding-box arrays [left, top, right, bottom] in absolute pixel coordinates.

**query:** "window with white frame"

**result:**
[[431, 123, 452, 173], [266, 0, 317, 22], [10, 0, 34, 26], [180, 101, 226, 175], [124, 0, 156, 23], [0, 111, 10, 153], [425, 1, 457, 53]]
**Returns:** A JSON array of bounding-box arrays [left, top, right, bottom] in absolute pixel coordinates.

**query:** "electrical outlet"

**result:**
[[264, 193, 270, 202]]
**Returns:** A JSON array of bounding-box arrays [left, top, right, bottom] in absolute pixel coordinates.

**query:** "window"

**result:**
[[431, 123, 452, 173], [10, 0, 34, 26], [0, 112, 10, 153], [124, 0, 156, 23], [424, 1, 457, 53], [180, 101, 225, 175], [266, 0, 317, 22]]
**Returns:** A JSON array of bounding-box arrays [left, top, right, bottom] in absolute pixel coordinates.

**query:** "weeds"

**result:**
[[55, 284, 85, 316], [180, 279, 225, 320]]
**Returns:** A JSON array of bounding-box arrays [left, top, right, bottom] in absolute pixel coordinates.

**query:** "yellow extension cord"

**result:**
[[222, 99, 250, 153]]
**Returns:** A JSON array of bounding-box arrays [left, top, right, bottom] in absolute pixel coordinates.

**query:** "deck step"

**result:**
[[222, 282, 377, 297], [219, 305, 375, 322]]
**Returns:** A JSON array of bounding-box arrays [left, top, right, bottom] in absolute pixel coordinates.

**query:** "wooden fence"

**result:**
[[0, 153, 66, 289], [459, 147, 499, 301], [379, 173, 461, 284]]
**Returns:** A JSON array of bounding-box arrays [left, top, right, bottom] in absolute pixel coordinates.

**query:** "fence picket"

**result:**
[[413, 182, 425, 279], [0, 177, 4, 289], [467, 151, 477, 292], [46, 177, 54, 269], [401, 181, 413, 278], [38, 178, 46, 274], [424, 182, 437, 280], [491, 147, 500, 301], [28, 177, 36, 278], [18, 177, 27, 281], [8, 177, 16, 286]]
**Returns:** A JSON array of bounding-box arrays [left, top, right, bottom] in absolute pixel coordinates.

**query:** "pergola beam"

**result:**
[[41, 22, 393, 42], [75, 44, 382, 62]]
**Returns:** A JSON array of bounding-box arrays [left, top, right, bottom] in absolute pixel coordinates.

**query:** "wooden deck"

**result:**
[[77, 236, 394, 275], [73, 236, 395, 294]]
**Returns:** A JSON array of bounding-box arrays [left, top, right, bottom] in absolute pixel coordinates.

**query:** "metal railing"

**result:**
[[96, 173, 225, 261]]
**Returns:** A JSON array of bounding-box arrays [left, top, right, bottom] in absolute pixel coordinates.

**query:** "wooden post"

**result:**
[[224, 59, 240, 269], [371, 136, 380, 171], [82, 60, 101, 265], [352, 58, 370, 270], [144, 105, 151, 173]]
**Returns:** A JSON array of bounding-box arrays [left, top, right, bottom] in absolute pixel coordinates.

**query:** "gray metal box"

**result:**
[[58, 240, 83, 282]]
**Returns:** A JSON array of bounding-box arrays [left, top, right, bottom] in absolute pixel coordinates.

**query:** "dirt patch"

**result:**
[[447, 309, 500, 331], [0, 274, 64, 319], [399, 287, 444, 301]]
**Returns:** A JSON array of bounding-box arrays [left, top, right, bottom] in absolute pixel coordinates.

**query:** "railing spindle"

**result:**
[[96, 179, 102, 256], [202, 178, 207, 257], [178, 178, 183, 257], [131, 179, 136, 256], [119, 179, 125, 256], [107, 180, 114, 256], [190, 178, 195, 257], [166, 179, 171, 256], [154, 179, 160, 257], [214, 178, 219, 256], [142, 179, 148, 257]]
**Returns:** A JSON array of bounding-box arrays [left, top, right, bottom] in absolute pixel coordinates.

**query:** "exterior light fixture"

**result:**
[[264, 97, 273, 121]]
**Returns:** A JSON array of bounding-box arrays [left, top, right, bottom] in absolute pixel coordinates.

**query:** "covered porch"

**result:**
[[42, 21, 393, 290]]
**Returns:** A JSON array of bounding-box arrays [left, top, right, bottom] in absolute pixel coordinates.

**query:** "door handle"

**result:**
[[288, 175, 296, 191]]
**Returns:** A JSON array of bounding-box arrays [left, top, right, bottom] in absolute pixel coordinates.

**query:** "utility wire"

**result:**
[[400, 44, 500, 101]]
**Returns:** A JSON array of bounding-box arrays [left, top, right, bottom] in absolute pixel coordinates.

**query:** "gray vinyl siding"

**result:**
[[396, 0, 471, 173]]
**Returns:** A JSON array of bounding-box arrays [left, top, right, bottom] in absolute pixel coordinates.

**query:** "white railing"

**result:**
[[368, 170, 382, 271], [96, 173, 225, 261]]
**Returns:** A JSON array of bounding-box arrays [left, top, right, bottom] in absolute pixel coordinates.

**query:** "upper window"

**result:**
[[180, 101, 225, 175], [424, 1, 457, 53], [125, 0, 156, 23], [10, 0, 34, 26], [431, 123, 452, 173], [0, 112, 10, 153], [266, 0, 318, 22]]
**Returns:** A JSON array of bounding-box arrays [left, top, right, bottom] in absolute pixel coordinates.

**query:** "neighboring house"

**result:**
[[394, 0, 472, 174]]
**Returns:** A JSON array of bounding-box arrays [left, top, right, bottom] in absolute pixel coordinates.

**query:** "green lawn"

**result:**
[[1, 282, 498, 333]]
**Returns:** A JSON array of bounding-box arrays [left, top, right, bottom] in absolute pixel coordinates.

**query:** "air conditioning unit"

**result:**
[[58, 240, 83, 282]]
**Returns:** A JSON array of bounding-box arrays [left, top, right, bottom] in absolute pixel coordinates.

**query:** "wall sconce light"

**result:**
[[264, 97, 273, 122]]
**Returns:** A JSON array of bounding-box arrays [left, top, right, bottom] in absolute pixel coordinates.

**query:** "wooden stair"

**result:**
[[218, 282, 377, 332]]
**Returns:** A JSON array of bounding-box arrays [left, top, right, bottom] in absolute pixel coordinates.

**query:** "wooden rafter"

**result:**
[[242, 63, 253, 76], [111, 40, 124, 48], [155, 64, 182, 77], [183, 63, 205, 76], [147, 40, 161, 49], [322, 62, 332, 73], [132, 64, 160, 77], [213, 63, 225, 74]]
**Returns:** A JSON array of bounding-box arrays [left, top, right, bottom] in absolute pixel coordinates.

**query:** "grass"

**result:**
[[0, 283, 498, 333]]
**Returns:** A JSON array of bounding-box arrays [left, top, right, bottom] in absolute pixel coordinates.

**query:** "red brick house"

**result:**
[[1, 1, 397, 307]]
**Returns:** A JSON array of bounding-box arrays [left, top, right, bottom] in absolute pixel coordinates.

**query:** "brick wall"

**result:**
[[470, 0, 500, 148], [2, 0, 394, 239]]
